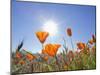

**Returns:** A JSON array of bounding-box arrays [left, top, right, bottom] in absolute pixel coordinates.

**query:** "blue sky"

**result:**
[[12, 0, 96, 53]]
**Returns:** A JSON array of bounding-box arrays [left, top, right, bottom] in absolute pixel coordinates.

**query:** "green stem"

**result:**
[[70, 37, 74, 51], [63, 37, 66, 47], [42, 43, 44, 50]]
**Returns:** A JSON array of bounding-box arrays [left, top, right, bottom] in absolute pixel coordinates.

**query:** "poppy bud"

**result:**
[[67, 28, 72, 37]]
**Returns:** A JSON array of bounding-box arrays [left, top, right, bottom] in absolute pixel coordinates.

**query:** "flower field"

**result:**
[[11, 28, 96, 74]]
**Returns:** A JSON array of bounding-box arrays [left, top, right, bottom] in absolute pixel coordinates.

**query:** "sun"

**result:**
[[42, 20, 58, 36]]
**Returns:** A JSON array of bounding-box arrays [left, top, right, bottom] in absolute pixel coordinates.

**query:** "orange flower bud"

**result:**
[[67, 28, 72, 37], [43, 56, 48, 61], [89, 39, 93, 45], [77, 42, 85, 50], [19, 60, 25, 65], [92, 34, 96, 43]]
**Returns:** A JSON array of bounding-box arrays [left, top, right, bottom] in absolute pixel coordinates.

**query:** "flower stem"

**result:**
[[42, 43, 44, 50], [70, 37, 74, 51]]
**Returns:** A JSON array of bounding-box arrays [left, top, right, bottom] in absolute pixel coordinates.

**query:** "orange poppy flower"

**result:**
[[92, 34, 96, 43], [77, 42, 85, 50], [42, 44, 61, 57], [36, 31, 49, 43], [67, 28, 72, 37], [16, 51, 22, 59], [26, 53, 36, 61], [43, 56, 48, 61], [89, 39, 93, 45], [19, 60, 25, 65]]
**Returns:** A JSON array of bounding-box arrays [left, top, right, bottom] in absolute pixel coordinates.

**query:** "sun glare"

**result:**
[[42, 20, 58, 36]]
